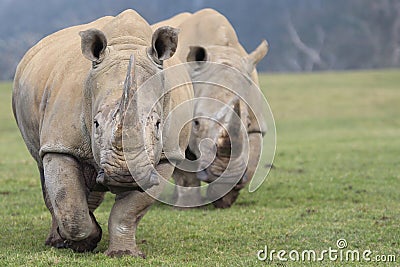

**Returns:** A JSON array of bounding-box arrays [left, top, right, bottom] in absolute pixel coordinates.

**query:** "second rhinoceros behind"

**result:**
[[153, 9, 269, 208], [12, 9, 193, 257]]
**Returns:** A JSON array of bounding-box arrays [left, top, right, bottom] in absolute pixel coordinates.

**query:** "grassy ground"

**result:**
[[1, 70, 399, 266]]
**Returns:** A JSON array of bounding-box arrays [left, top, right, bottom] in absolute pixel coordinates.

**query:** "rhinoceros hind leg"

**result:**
[[87, 191, 106, 212]]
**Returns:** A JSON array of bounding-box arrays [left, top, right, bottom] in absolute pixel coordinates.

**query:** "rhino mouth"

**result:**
[[96, 169, 159, 192], [197, 156, 247, 185]]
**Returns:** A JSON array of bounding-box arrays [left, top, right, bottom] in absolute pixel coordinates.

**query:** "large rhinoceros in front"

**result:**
[[12, 9, 193, 257], [153, 9, 269, 208]]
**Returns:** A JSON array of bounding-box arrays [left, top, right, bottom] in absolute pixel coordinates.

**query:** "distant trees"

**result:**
[[282, 0, 400, 71], [0, 0, 399, 79]]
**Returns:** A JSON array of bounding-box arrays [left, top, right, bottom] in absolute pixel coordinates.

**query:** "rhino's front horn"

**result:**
[[226, 98, 242, 139], [112, 55, 137, 150], [217, 98, 243, 158], [119, 54, 137, 117]]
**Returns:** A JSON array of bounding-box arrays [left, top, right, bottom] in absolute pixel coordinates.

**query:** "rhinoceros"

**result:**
[[153, 9, 269, 208], [12, 9, 193, 257]]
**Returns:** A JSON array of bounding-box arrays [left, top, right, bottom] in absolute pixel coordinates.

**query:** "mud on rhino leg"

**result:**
[[39, 166, 67, 248], [43, 153, 102, 252], [172, 168, 202, 208], [105, 161, 174, 258]]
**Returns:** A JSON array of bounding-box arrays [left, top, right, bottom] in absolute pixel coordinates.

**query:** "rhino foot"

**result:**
[[45, 233, 68, 249], [212, 189, 240, 209], [105, 248, 146, 258], [45, 220, 68, 249], [60, 212, 103, 253], [64, 231, 102, 253]]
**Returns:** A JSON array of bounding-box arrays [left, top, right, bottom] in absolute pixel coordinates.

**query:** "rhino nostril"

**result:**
[[155, 119, 161, 131], [193, 119, 200, 131], [96, 169, 106, 184]]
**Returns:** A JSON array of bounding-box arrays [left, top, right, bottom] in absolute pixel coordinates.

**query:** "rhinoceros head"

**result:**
[[185, 40, 269, 184], [188, 97, 248, 184], [79, 26, 179, 191]]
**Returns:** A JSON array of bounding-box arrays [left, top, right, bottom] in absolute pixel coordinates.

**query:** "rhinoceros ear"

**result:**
[[245, 39, 269, 71], [79, 29, 107, 65], [150, 26, 179, 64], [187, 46, 208, 62]]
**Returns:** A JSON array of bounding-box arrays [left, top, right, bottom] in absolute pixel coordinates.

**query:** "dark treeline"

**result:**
[[0, 0, 399, 80]]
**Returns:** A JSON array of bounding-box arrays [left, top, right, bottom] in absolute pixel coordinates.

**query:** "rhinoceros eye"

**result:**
[[94, 120, 100, 129]]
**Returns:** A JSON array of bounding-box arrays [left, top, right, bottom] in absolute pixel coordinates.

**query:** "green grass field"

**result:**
[[1, 70, 399, 266]]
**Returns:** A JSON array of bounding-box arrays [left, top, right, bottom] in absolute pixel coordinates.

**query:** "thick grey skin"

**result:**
[[153, 9, 268, 208], [13, 9, 192, 257]]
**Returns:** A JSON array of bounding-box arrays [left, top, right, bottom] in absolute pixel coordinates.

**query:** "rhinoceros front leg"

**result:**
[[105, 161, 174, 258], [38, 166, 67, 248], [172, 168, 202, 207], [43, 153, 102, 252]]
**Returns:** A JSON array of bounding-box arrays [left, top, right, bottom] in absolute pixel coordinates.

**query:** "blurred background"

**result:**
[[0, 0, 399, 80]]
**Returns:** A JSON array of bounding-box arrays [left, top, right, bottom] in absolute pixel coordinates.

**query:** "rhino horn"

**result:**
[[215, 97, 241, 122], [217, 98, 242, 157], [227, 98, 241, 137], [119, 54, 137, 117], [113, 54, 137, 151]]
